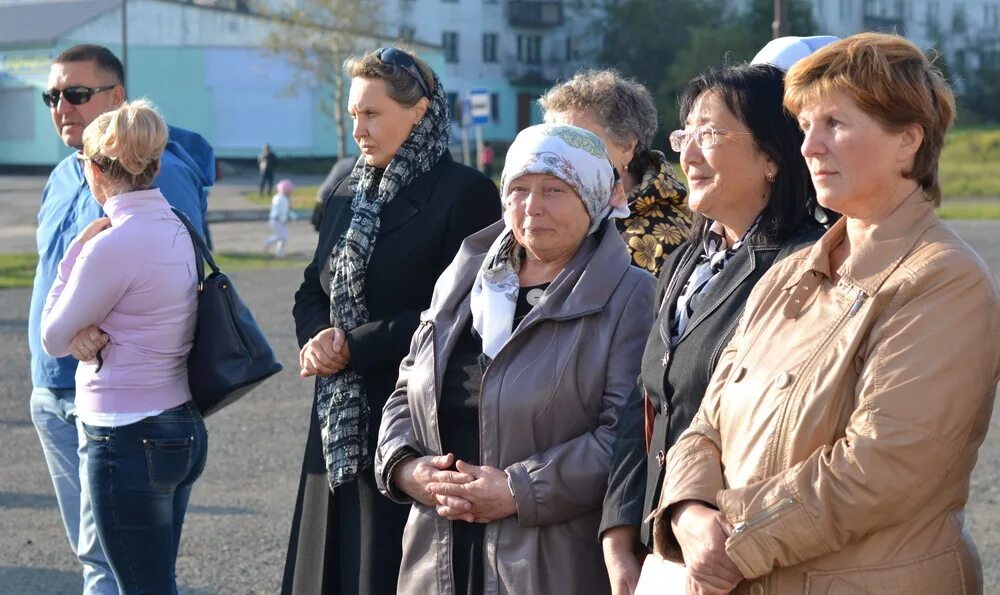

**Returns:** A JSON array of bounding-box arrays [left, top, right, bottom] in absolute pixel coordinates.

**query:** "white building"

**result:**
[[377, 0, 606, 141], [801, 1, 1000, 78]]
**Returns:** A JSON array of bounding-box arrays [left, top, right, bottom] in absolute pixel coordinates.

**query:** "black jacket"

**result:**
[[601, 222, 823, 547], [283, 152, 501, 595]]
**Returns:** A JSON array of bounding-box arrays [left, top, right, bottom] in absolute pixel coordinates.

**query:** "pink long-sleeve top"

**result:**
[[41, 188, 198, 415]]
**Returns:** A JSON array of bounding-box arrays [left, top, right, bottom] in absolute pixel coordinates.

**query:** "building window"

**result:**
[[986, 4, 1000, 27], [926, 1, 938, 22], [839, 0, 852, 20], [447, 92, 459, 121], [517, 34, 542, 65], [952, 4, 966, 33], [491, 92, 500, 122], [565, 36, 581, 61], [443, 32, 460, 63], [0, 88, 35, 141], [483, 33, 498, 63], [399, 26, 415, 42]]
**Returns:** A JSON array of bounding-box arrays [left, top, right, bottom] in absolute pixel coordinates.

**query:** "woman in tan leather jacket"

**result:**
[[650, 33, 1000, 595], [375, 124, 655, 594]]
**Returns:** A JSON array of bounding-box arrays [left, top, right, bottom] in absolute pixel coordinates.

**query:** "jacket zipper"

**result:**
[[419, 319, 443, 454], [730, 496, 797, 536], [766, 288, 867, 475]]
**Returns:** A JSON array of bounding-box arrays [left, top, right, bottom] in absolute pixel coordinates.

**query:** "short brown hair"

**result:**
[[344, 48, 435, 107], [82, 99, 167, 190], [784, 33, 956, 204]]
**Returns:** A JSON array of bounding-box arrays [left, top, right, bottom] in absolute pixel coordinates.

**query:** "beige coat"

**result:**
[[376, 221, 655, 595], [651, 192, 1000, 594]]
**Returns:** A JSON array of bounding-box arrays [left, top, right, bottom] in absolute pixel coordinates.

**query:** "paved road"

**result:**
[[1, 174, 999, 593]]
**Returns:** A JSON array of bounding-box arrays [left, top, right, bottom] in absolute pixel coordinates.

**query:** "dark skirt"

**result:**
[[281, 399, 409, 595]]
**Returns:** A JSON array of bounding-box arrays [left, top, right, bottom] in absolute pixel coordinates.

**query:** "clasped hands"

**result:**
[[393, 453, 516, 523], [300, 327, 351, 377], [671, 501, 743, 595], [68, 324, 109, 363]]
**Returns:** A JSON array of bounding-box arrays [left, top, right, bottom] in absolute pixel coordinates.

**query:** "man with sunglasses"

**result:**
[[29, 44, 215, 595]]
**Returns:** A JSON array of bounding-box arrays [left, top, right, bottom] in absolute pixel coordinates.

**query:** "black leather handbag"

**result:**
[[172, 208, 283, 417]]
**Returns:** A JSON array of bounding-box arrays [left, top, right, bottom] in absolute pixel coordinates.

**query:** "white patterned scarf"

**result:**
[[471, 124, 622, 357], [315, 71, 451, 491]]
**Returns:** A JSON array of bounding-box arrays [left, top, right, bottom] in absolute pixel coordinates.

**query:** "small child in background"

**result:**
[[263, 178, 296, 258]]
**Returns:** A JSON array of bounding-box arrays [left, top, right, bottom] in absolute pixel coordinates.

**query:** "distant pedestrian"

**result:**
[[480, 141, 494, 179], [264, 178, 296, 258], [258, 143, 278, 195]]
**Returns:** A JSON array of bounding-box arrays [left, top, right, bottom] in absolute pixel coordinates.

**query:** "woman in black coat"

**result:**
[[600, 63, 828, 593], [282, 48, 500, 595]]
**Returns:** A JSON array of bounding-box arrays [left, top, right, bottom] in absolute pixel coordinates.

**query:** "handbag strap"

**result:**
[[170, 208, 219, 286]]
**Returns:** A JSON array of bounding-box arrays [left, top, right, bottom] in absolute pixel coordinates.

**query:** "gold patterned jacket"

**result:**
[[616, 150, 692, 275]]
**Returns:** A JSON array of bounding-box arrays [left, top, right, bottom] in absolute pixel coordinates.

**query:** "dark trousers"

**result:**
[[83, 402, 208, 594], [260, 170, 275, 195]]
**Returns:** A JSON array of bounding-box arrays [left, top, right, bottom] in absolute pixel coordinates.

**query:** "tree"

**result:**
[[260, 0, 381, 159], [598, 0, 815, 144]]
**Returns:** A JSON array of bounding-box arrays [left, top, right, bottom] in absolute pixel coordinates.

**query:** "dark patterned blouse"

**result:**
[[616, 150, 692, 275]]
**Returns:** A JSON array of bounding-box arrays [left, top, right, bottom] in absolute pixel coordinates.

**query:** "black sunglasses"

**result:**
[[75, 152, 107, 172], [375, 47, 431, 99], [42, 85, 117, 108]]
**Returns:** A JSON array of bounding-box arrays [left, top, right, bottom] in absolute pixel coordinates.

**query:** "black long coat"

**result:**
[[282, 152, 501, 595], [600, 223, 823, 547]]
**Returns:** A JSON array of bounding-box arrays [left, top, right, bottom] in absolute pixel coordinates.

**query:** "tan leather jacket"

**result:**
[[376, 221, 655, 595], [650, 192, 1000, 594]]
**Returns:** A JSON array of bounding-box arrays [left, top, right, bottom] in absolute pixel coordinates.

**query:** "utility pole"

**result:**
[[121, 0, 127, 86], [773, 0, 789, 39]]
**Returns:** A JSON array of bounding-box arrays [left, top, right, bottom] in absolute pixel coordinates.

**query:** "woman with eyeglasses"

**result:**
[[599, 59, 830, 594], [39, 99, 206, 594], [282, 47, 501, 595], [650, 33, 1000, 595]]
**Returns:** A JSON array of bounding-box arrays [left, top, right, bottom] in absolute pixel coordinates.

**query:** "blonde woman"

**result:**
[[41, 100, 206, 594]]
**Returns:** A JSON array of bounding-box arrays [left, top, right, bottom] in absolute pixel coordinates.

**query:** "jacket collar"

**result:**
[[428, 217, 632, 323], [792, 190, 938, 296], [102, 188, 169, 224]]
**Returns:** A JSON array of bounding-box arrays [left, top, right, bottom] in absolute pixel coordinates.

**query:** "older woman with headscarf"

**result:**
[[283, 47, 500, 595], [375, 123, 656, 595], [540, 69, 691, 275]]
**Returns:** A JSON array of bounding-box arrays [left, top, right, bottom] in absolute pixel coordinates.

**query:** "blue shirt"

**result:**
[[29, 126, 215, 389]]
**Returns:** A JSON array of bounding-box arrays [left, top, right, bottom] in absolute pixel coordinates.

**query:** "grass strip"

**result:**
[[0, 252, 307, 290]]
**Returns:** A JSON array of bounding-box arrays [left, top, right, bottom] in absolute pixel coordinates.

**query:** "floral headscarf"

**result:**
[[472, 124, 621, 357]]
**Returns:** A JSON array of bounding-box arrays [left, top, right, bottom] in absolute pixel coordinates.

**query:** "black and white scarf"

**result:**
[[315, 72, 451, 491]]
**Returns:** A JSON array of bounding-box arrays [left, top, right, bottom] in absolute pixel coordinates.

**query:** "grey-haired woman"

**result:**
[[540, 69, 691, 276], [282, 47, 500, 595]]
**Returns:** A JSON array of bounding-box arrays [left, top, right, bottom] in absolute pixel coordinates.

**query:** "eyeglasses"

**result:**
[[375, 47, 431, 99], [42, 85, 117, 108], [669, 125, 755, 152]]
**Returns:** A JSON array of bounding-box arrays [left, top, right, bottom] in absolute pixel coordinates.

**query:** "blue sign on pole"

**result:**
[[469, 88, 491, 126]]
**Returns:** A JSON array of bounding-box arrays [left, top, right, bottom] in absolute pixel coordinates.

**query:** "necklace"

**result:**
[[525, 287, 545, 306]]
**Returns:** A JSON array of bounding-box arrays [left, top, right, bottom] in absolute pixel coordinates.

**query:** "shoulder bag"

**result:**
[[172, 208, 283, 416]]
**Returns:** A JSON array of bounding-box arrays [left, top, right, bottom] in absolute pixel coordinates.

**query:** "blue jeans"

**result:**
[[30, 386, 118, 595], [83, 402, 208, 595]]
